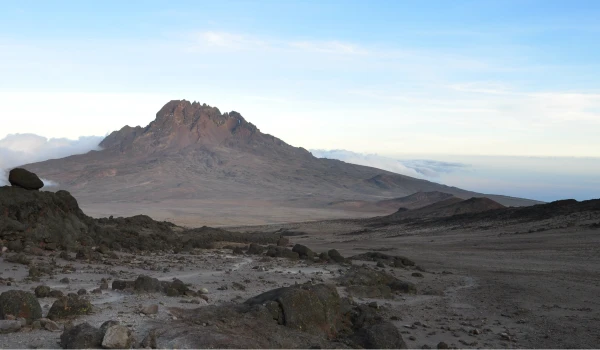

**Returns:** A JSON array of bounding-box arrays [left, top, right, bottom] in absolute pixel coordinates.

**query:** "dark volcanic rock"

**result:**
[[0, 290, 42, 323], [138, 282, 407, 349], [48, 290, 65, 298], [277, 237, 289, 247], [328, 249, 345, 263], [34, 285, 51, 298], [8, 168, 44, 190], [266, 245, 299, 260], [47, 295, 93, 320], [112, 280, 134, 291], [134, 275, 162, 293], [354, 321, 407, 349], [247, 243, 265, 255], [350, 252, 415, 267], [245, 283, 342, 338], [60, 322, 103, 349], [338, 266, 416, 295], [0, 186, 277, 254], [292, 244, 315, 259]]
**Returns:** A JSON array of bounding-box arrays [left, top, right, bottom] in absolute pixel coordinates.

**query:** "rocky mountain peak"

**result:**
[[99, 100, 262, 154]]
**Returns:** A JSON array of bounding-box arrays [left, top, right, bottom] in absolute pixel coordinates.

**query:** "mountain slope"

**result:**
[[23, 100, 541, 225]]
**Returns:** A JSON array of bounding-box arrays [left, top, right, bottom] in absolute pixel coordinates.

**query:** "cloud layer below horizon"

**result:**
[[311, 149, 600, 202], [0, 133, 103, 186]]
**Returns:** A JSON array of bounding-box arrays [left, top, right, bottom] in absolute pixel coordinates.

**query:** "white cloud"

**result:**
[[0, 133, 103, 186], [310, 149, 469, 178]]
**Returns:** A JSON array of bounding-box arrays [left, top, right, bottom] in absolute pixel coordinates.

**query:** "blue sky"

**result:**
[[0, 0, 599, 200]]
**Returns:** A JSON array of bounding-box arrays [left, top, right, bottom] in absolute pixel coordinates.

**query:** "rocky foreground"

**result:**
[[4, 169, 595, 348], [0, 170, 428, 349]]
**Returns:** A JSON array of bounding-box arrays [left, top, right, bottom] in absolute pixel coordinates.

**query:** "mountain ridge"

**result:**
[[22, 100, 542, 226]]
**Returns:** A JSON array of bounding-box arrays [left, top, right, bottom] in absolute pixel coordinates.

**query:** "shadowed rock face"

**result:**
[[245, 283, 342, 339], [0, 186, 279, 253]]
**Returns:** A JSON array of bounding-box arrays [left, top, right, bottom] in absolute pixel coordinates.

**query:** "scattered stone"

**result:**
[[437, 341, 449, 349], [8, 168, 44, 190], [60, 277, 70, 284], [141, 304, 159, 315], [350, 252, 415, 267], [48, 290, 65, 298], [4, 253, 31, 265], [412, 272, 424, 278], [102, 324, 134, 349], [232, 247, 244, 255], [266, 245, 299, 260], [327, 249, 345, 263], [277, 237, 289, 247], [60, 322, 103, 349], [140, 329, 157, 349], [77, 289, 87, 296], [0, 319, 22, 334], [59, 251, 74, 261], [354, 321, 408, 349], [232, 282, 246, 291], [292, 244, 315, 259], [338, 266, 417, 294], [35, 285, 51, 298], [247, 243, 265, 255], [112, 280, 134, 291], [47, 294, 93, 320], [134, 275, 162, 293], [0, 290, 42, 323], [40, 318, 61, 332], [100, 278, 109, 290]]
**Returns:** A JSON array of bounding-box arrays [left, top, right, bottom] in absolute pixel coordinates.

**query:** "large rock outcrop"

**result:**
[[8, 168, 44, 190]]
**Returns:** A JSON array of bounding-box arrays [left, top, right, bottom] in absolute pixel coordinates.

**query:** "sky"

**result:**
[[0, 0, 599, 200]]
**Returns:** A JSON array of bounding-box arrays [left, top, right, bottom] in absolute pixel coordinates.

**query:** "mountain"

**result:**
[[370, 196, 506, 225], [23, 100, 541, 226]]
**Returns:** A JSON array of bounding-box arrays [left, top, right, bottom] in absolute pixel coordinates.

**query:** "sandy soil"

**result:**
[[228, 219, 600, 348]]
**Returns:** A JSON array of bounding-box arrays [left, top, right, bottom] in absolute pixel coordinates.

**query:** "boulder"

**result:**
[[0, 290, 42, 323], [140, 329, 158, 349], [102, 324, 134, 349], [246, 243, 265, 255], [245, 283, 341, 338], [48, 290, 65, 298], [112, 280, 134, 290], [40, 318, 61, 332], [47, 294, 93, 320], [134, 275, 162, 293], [266, 245, 299, 260], [292, 244, 314, 259], [338, 266, 417, 295], [0, 319, 22, 334], [35, 285, 51, 298], [327, 249, 345, 263], [60, 322, 103, 349], [141, 304, 159, 315], [8, 168, 44, 190], [354, 321, 407, 349], [277, 237, 289, 247]]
